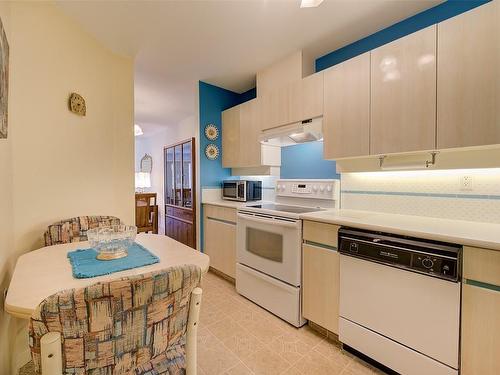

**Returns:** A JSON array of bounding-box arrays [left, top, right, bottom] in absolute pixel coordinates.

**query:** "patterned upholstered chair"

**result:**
[[43, 216, 122, 246], [28, 265, 202, 375]]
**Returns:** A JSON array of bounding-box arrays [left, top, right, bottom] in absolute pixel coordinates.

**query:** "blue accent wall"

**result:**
[[316, 0, 490, 72], [281, 142, 340, 179], [198, 82, 256, 188], [198, 81, 256, 250]]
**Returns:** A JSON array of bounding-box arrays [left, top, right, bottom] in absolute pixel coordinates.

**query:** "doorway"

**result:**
[[164, 137, 196, 248]]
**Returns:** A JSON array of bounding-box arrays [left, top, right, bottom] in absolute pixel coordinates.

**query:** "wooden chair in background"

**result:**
[[135, 193, 158, 234]]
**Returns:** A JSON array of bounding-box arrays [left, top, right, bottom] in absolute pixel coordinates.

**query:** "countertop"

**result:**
[[300, 209, 500, 251]]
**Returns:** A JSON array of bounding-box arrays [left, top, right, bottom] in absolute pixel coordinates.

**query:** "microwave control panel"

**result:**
[[276, 179, 339, 201]]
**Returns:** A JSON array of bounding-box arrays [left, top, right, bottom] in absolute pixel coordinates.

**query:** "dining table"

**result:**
[[5, 233, 210, 320]]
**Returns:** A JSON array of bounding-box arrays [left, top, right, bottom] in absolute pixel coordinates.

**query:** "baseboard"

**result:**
[[208, 267, 235, 284], [307, 320, 341, 344]]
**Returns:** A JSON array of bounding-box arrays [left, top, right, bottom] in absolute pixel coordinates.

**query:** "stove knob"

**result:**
[[422, 258, 434, 269], [312, 185, 318, 192], [276, 184, 281, 191], [327, 185, 333, 192], [319, 185, 325, 192]]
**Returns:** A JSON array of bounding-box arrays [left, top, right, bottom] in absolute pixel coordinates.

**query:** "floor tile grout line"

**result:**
[[201, 271, 385, 375], [224, 359, 255, 375]]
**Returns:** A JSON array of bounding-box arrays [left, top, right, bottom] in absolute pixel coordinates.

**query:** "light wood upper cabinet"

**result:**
[[437, 1, 500, 149], [323, 53, 370, 159], [370, 25, 437, 155], [300, 72, 324, 121], [261, 72, 324, 131], [239, 99, 262, 167], [222, 99, 261, 168], [222, 99, 280, 169], [261, 86, 290, 131], [222, 106, 241, 167]]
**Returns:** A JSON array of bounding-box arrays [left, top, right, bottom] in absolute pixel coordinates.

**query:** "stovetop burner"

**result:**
[[246, 203, 325, 214]]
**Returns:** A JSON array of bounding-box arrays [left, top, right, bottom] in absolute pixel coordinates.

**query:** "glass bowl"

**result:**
[[87, 225, 137, 260]]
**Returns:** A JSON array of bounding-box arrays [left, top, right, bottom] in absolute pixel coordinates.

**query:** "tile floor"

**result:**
[[198, 271, 385, 375]]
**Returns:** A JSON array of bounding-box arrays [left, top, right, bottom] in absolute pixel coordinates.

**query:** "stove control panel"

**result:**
[[276, 179, 339, 200]]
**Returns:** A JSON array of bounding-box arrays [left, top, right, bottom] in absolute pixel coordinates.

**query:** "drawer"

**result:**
[[303, 220, 340, 248], [463, 246, 500, 286], [203, 204, 237, 223]]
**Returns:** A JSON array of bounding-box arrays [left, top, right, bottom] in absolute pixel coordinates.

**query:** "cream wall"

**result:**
[[0, 2, 134, 373], [10, 2, 134, 255], [0, 2, 15, 374], [135, 115, 198, 238]]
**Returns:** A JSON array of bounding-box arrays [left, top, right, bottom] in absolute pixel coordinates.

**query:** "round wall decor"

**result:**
[[68, 92, 86, 116], [204, 124, 219, 140], [205, 144, 219, 160]]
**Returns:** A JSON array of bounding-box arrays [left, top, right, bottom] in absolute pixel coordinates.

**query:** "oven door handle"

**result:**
[[237, 213, 300, 229]]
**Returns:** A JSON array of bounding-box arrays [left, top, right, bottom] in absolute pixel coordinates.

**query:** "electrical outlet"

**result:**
[[460, 175, 473, 191]]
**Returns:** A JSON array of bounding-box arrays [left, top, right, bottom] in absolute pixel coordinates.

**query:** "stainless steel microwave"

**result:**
[[222, 180, 262, 202]]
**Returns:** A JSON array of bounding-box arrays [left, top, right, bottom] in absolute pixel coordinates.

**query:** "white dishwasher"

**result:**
[[338, 228, 461, 375]]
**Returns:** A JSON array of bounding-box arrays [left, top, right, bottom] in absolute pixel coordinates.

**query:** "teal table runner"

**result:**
[[67, 242, 160, 279]]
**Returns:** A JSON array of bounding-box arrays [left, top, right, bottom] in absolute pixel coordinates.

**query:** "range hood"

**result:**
[[259, 117, 323, 147]]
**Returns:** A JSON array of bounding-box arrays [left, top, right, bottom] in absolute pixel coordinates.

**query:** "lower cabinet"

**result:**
[[461, 284, 500, 375], [165, 206, 195, 248], [302, 243, 340, 334], [203, 204, 237, 278], [461, 246, 500, 375], [302, 220, 340, 334]]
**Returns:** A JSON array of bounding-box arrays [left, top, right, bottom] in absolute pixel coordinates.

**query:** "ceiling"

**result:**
[[56, 0, 442, 133]]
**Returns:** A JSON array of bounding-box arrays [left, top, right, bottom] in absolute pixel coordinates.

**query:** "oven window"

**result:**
[[246, 227, 283, 262]]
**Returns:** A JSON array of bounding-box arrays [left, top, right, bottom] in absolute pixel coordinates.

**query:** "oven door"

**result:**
[[237, 212, 301, 286]]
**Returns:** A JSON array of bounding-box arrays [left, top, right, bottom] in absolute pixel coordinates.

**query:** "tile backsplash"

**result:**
[[341, 169, 500, 224]]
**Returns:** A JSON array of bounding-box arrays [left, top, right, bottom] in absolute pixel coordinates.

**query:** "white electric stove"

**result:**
[[236, 179, 340, 327]]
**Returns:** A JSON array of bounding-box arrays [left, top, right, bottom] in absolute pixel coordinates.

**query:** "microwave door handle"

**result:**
[[241, 182, 247, 200], [237, 213, 300, 229]]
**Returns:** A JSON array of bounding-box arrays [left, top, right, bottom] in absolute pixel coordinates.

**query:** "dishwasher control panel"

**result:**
[[338, 227, 461, 282]]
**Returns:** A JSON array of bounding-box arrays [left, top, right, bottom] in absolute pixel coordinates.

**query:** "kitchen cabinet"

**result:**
[[256, 51, 305, 98], [323, 53, 370, 159], [461, 246, 500, 375], [221, 106, 241, 167], [261, 86, 290, 131], [203, 204, 237, 279], [437, 1, 500, 149], [164, 138, 196, 248], [370, 25, 437, 155], [261, 72, 323, 131], [292, 72, 324, 122], [222, 99, 280, 169], [302, 220, 340, 334], [238, 99, 262, 167]]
